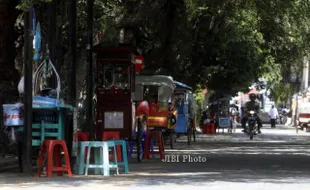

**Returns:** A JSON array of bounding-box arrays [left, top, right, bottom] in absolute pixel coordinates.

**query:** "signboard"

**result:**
[[3, 104, 24, 126], [218, 117, 230, 128], [135, 55, 144, 72], [104, 112, 124, 129]]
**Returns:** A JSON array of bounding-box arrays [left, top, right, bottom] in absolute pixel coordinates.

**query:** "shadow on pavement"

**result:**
[[0, 153, 310, 187], [1, 127, 310, 187]]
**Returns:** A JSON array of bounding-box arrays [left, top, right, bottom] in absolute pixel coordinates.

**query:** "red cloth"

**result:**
[[136, 100, 149, 116]]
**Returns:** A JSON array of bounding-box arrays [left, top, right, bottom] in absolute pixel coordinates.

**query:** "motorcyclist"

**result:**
[[241, 93, 262, 134]]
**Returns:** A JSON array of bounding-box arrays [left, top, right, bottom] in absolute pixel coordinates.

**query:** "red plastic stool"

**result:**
[[37, 140, 72, 177], [203, 123, 209, 134], [210, 123, 216, 134], [206, 123, 211, 134], [77, 131, 89, 141], [144, 131, 164, 160], [204, 123, 215, 134], [102, 131, 122, 162]]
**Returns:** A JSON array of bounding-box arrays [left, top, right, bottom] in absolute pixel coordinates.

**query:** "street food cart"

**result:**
[[296, 102, 310, 131], [1, 56, 76, 171], [93, 44, 144, 161], [208, 96, 232, 133], [173, 81, 196, 145], [133, 75, 177, 149]]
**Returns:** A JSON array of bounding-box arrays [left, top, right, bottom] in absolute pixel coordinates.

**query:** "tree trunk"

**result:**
[[0, 0, 20, 99], [0, 0, 20, 154]]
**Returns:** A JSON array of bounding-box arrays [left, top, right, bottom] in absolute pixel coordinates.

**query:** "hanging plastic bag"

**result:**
[[33, 59, 61, 100], [18, 76, 24, 94]]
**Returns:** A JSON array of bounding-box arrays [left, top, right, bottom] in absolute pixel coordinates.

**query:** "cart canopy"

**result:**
[[133, 75, 175, 103]]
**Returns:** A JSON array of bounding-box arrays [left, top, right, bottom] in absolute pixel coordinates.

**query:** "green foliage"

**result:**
[[269, 82, 296, 106], [193, 84, 205, 124], [16, 0, 310, 103], [194, 85, 204, 106], [17, 0, 52, 11]]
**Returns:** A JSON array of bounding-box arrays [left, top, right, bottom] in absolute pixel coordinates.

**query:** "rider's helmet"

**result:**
[[249, 93, 256, 102]]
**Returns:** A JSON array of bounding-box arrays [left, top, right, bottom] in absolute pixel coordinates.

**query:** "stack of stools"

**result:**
[[144, 131, 165, 160], [84, 141, 119, 176], [102, 131, 129, 173], [203, 122, 216, 134], [37, 140, 72, 177]]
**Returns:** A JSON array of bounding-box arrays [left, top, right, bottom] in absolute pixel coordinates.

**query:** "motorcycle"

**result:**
[[246, 110, 258, 140], [278, 113, 287, 124]]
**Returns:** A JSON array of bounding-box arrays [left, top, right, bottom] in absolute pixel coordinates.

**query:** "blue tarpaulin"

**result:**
[[174, 81, 192, 91], [32, 96, 64, 108]]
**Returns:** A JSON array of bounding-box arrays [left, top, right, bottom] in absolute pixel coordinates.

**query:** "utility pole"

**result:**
[[23, 6, 33, 174], [86, 0, 94, 138], [303, 57, 309, 91]]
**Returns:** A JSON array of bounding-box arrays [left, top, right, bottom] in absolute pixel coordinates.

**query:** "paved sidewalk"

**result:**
[[1, 125, 310, 189], [0, 154, 19, 172]]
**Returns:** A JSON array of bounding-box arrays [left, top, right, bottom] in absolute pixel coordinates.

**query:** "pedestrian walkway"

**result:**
[[1, 125, 310, 189], [0, 154, 18, 172]]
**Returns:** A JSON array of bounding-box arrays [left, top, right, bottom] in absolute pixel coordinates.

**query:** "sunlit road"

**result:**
[[1, 124, 310, 190]]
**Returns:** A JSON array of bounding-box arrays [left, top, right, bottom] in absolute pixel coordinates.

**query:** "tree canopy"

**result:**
[[13, 0, 310, 97]]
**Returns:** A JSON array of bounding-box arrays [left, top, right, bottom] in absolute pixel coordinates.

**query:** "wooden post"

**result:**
[[23, 7, 33, 174], [86, 0, 94, 138]]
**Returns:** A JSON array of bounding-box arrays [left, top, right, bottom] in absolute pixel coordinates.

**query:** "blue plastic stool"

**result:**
[[76, 141, 90, 175], [111, 140, 129, 173], [127, 131, 154, 158], [85, 141, 119, 176]]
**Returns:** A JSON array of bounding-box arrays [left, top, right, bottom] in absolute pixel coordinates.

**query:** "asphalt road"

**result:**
[[1, 124, 310, 190]]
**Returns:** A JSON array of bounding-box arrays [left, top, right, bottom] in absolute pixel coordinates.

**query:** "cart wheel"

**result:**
[[174, 135, 177, 143], [187, 128, 191, 145], [136, 118, 143, 163], [193, 128, 196, 143], [169, 131, 174, 149]]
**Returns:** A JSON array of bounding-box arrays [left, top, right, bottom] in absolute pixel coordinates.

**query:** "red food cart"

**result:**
[[93, 44, 144, 161]]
